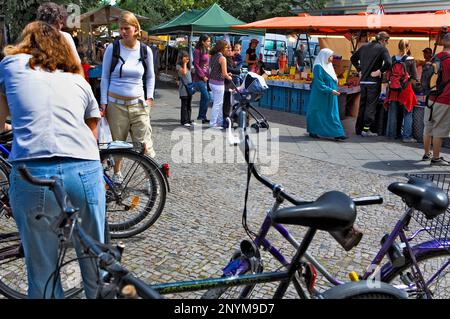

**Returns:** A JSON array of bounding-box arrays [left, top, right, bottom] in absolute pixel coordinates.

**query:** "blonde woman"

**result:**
[[100, 11, 155, 183]]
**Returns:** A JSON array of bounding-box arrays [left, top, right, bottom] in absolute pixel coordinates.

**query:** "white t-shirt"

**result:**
[[0, 54, 100, 162], [100, 40, 155, 105], [60, 31, 81, 64]]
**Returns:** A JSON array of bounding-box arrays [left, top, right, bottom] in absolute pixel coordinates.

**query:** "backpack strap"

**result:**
[[110, 39, 126, 78], [139, 42, 148, 100]]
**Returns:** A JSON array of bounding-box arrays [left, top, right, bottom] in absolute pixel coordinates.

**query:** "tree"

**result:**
[[2, 0, 103, 41], [216, 0, 326, 23]]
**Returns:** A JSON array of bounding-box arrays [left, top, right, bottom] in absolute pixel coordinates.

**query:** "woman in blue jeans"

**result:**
[[192, 34, 211, 123], [0, 21, 105, 298]]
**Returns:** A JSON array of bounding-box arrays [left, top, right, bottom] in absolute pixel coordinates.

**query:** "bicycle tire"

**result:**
[[0, 161, 83, 299], [201, 251, 263, 299], [100, 148, 167, 238], [381, 248, 450, 299], [344, 292, 400, 299], [0, 239, 84, 299]]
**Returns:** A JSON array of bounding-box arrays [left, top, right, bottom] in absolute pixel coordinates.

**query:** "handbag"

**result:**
[[180, 77, 196, 96]]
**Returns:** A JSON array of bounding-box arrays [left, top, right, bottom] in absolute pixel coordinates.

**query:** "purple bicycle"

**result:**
[[203, 90, 449, 299]]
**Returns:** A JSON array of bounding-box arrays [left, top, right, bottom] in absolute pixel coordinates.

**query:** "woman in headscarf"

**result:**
[[306, 48, 347, 141]]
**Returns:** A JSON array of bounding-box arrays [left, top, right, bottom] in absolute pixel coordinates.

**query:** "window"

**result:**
[[264, 40, 286, 51], [264, 40, 275, 50]]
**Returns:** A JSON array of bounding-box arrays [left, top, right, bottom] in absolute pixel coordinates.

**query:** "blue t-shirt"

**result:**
[[0, 54, 100, 162]]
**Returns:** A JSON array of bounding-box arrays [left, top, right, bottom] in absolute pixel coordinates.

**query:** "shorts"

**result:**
[[424, 101, 450, 138], [106, 98, 155, 157]]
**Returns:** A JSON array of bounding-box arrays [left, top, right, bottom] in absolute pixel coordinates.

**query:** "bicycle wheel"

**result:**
[[100, 148, 167, 238], [381, 248, 450, 299]]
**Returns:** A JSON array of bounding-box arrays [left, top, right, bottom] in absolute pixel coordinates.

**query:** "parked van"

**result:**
[[261, 33, 288, 69]]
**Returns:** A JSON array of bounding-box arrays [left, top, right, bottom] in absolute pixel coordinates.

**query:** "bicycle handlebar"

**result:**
[[228, 111, 384, 208], [18, 165, 55, 187], [17, 165, 163, 299]]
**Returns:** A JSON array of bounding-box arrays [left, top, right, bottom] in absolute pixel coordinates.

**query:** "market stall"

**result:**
[[232, 10, 450, 122]]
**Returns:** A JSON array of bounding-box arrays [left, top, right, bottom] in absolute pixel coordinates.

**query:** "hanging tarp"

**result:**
[[232, 11, 450, 36], [149, 3, 264, 36], [79, 5, 150, 26]]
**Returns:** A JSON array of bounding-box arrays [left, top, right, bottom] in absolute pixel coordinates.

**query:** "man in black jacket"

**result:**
[[351, 31, 392, 136]]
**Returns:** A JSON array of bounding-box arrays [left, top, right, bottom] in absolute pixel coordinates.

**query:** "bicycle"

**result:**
[[202, 84, 449, 299], [0, 130, 169, 239], [0, 135, 168, 298], [17, 165, 407, 300]]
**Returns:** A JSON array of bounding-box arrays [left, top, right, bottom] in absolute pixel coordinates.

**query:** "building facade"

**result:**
[[301, 0, 450, 15]]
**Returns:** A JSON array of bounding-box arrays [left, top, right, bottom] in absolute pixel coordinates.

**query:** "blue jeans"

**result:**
[[194, 80, 210, 120], [386, 101, 413, 139], [10, 158, 105, 299]]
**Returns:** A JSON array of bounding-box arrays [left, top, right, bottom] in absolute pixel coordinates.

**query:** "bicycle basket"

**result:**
[[406, 172, 450, 247], [233, 72, 268, 103]]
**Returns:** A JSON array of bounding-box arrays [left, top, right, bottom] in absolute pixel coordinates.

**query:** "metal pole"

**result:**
[[345, 33, 359, 83], [293, 33, 300, 66], [165, 36, 169, 74], [305, 31, 313, 68]]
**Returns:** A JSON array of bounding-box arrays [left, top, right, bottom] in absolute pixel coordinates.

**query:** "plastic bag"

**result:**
[[97, 117, 112, 145]]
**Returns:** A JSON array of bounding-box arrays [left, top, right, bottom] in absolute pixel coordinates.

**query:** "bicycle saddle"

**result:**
[[388, 177, 449, 219], [271, 191, 356, 232]]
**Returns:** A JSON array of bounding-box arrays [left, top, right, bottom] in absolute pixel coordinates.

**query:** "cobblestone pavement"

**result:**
[[0, 81, 448, 299], [115, 82, 447, 298]]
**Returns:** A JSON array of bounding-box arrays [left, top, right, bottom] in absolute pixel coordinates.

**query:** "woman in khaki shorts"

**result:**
[[100, 11, 155, 182]]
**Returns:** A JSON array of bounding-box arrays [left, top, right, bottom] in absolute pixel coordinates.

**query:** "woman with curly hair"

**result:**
[[37, 1, 81, 66], [0, 21, 105, 299]]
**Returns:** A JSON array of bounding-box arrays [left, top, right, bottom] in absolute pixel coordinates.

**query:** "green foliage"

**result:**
[[2, 0, 103, 41], [216, 0, 326, 22], [1, 0, 325, 41]]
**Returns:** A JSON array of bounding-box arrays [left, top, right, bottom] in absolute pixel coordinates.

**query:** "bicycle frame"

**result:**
[[229, 195, 449, 298], [371, 208, 449, 298], [218, 113, 449, 297]]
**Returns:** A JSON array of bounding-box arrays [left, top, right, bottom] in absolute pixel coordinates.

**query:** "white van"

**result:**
[[261, 33, 288, 69], [238, 33, 287, 70]]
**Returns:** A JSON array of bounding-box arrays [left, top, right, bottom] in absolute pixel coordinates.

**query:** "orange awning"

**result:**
[[232, 11, 450, 36]]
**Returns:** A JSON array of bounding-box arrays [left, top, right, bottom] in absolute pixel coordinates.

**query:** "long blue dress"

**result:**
[[306, 65, 345, 138]]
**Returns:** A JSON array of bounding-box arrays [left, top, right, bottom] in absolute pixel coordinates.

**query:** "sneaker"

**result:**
[[422, 152, 432, 161], [190, 121, 198, 126], [111, 173, 123, 185], [202, 119, 210, 124], [361, 130, 378, 137], [183, 123, 191, 127], [402, 137, 417, 143], [430, 157, 450, 166], [334, 136, 348, 141]]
